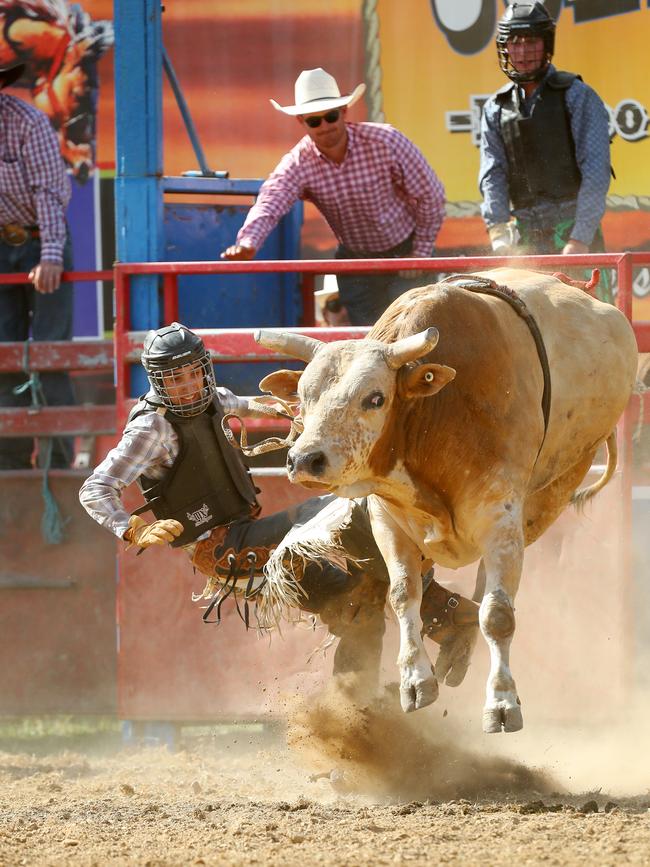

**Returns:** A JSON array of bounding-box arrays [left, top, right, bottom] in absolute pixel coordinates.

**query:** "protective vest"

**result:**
[[129, 393, 260, 547], [496, 71, 582, 210]]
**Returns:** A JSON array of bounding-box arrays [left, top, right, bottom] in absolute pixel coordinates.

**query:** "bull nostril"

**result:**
[[307, 451, 327, 477], [289, 449, 329, 478]]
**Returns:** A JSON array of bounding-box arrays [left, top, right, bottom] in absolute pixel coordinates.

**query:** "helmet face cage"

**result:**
[[146, 352, 217, 417], [497, 3, 555, 83]]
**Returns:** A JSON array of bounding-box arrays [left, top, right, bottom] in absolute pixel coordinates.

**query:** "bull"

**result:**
[[255, 268, 638, 733]]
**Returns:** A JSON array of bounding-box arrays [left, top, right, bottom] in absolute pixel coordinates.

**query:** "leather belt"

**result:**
[[337, 231, 415, 261], [0, 223, 40, 246]]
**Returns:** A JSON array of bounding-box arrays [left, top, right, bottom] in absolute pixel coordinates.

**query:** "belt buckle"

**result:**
[[1, 223, 29, 246]]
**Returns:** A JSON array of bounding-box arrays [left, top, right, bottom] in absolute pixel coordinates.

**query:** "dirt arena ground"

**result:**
[[2, 677, 650, 867]]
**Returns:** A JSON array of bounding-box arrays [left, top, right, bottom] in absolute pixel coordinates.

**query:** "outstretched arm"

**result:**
[[220, 149, 303, 259]]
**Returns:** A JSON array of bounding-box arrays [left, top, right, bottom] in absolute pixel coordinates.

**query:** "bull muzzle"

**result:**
[[287, 447, 328, 481]]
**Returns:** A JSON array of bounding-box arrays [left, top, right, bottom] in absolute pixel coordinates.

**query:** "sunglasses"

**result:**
[[303, 109, 341, 129]]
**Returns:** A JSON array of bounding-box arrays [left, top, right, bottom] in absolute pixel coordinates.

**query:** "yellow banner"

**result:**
[[375, 1, 650, 201], [372, 0, 650, 315]]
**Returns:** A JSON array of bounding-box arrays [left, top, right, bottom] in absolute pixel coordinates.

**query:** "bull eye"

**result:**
[[424, 371, 434, 383], [362, 391, 385, 410]]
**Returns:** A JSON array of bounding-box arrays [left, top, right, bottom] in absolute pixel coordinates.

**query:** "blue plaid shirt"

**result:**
[[479, 65, 611, 246]]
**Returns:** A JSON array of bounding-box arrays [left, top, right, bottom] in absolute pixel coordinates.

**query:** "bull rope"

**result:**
[[220, 398, 304, 457], [440, 274, 552, 449]]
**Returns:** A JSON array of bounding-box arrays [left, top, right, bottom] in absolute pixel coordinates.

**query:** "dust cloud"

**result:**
[[286, 673, 557, 802], [486, 700, 650, 798]]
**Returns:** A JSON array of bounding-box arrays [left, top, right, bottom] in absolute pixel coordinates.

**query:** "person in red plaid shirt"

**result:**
[[0, 61, 73, 470], [221, 67, 446, 325]]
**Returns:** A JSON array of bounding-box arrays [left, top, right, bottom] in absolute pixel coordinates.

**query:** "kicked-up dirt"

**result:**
[[1, 678, 650, 866]]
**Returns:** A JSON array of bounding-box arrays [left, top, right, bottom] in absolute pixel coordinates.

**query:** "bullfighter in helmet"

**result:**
[[478, 2, 612, 301]]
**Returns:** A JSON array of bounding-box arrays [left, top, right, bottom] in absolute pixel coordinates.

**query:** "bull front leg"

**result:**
[[368, 497, 438, 713], [478, 511, 525, 733]]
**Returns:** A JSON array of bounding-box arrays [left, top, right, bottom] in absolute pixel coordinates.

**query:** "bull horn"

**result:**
[[254, 329, 323, 362], [385, 327, 439, 369]]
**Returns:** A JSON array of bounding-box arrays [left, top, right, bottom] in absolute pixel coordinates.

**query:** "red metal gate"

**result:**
[[111, 254, 650, 721], [0, 255, 648, 719]]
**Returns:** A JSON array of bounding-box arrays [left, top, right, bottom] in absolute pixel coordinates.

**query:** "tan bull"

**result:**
[[255, 268, 638, 733]]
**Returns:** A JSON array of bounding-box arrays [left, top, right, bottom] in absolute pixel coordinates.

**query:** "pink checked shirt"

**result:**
[[0, 93, 71, 263], [237, 123, 445, 258]]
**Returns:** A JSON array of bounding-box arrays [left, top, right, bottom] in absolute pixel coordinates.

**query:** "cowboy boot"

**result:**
[[420, 570, 479, 688]]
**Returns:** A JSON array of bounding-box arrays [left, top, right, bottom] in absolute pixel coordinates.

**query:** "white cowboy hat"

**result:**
[[270, 67, 366, 116]]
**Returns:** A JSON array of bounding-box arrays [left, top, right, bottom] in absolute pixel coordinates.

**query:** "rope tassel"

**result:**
[[13, 343, 70, 544], [221, 398, 303, 457]]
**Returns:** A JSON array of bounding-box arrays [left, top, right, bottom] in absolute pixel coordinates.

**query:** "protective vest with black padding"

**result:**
[[129, 394, 260, 547], [496, 71, 582, 210]]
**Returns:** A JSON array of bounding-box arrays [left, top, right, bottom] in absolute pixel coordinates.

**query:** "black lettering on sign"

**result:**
[[614, 100, 649, 142], [543, 0, 564, 19], [568, 0, 640, 24], [446, 93, 649, 145]]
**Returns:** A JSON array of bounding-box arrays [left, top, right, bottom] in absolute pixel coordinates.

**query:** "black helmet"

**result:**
[[141, 322, 217, 417], [497, 2, 555, 83]]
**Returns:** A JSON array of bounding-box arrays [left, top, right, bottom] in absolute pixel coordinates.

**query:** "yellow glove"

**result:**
[[488, 222, 519, 255], [124, 515, 184, 548]]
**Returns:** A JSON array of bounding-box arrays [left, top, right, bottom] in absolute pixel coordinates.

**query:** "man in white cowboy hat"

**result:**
[[221, 67, 446, 325], [0, 60, 74, 470]]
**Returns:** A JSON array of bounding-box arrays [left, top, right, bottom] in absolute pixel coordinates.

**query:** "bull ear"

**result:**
[[398, 363, 456, 400], [259, 369, 302, 402]]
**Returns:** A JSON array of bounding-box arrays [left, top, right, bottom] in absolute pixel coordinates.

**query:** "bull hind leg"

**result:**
[[523, 450, 597, 546], [480, 445, 609, 734], [478, 513, 525, 734]]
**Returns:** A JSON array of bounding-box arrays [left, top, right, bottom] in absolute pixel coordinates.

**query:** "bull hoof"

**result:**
[[400, 676, 439, 713], [482, 703, 523, 733]]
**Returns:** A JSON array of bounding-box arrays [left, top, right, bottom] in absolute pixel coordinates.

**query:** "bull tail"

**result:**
[[571, 431, 617, 511]]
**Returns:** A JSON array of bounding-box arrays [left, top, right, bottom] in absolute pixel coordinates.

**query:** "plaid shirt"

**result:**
[[237, 123, 445, 258], [0, 93, 71, 263], [79, 388, 251, 540]]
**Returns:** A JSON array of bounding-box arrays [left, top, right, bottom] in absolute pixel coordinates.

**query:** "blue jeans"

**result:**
[[335, 235, 429, 325], [0, 233, 74, 468], [336, 270, 421, 326]]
